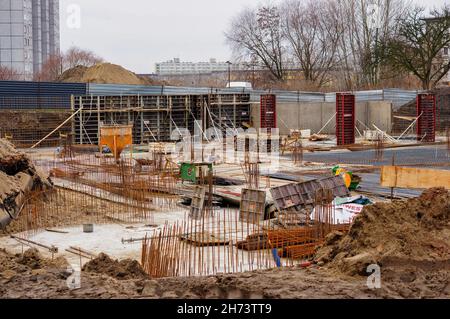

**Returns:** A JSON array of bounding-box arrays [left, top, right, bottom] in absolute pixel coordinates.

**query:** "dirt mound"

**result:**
[[58, 63, 154, 85], [315, 188, 450, 276], [1, 248, 69, 272], [0, 139, 31, 175], [16, 248, 43, 269], [0, 247, 448, 298], [57, 65, 88, 83], [82, 253, 148, 280], [0, 139, 53, 230]]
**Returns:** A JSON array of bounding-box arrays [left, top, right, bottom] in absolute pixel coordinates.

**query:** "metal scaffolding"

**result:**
[[71, 93, 251, 145]]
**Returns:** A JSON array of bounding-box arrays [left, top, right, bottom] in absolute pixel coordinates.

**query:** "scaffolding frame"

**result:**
[[71, 94, 251, 145]]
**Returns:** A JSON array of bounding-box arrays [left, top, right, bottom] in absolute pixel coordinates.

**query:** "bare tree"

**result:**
[[383, 5, 450, 90], [0, 66, 20, 80], [64, 46, 103, 69], [225, 0, 413, 90], [283, 0, 342, 88], [336, 0, 408, 89], [226, 4, 286, 81], [34, 54, 64, 81], [34, 46, 103, 81]]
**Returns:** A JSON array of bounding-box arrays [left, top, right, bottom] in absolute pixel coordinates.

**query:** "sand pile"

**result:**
[[82, 253, 149, 280], [315, 188, 450, 276], [58, 63, 153, 85], [58, 65, 88, 83], [0, 139, 52, 229]]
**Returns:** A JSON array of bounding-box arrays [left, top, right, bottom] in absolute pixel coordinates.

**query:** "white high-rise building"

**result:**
[[0, 0, 59, 80]]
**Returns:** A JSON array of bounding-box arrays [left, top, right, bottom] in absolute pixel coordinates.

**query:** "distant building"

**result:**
[[155, 58, 233, 75], [0, 0, 60, 80]]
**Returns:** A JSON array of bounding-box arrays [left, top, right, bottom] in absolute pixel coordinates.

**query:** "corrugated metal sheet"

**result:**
[[0, 80, 87, 109], [0, 96, 72, 110], [86, 84, 249, 96], [326, 89, 419, 107], [0, 80, 419, 108], [0, 80, 86, 96], [87, 83, 419, 106], [384, 88, 420, 109]]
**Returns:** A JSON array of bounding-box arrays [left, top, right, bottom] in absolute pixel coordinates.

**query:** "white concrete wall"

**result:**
[[251, 101, 392, 135]]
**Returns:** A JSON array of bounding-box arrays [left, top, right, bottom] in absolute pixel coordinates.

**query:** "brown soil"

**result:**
[[1, 248, 448, 299], [58, 65, 88, 83], [0, 139, 53, 230], [58, 63, 154, 85], [0, 138, 34, 175], [315, 188, 450, 277], [15, 248, 69, 270], [82, 253, 149, 281]]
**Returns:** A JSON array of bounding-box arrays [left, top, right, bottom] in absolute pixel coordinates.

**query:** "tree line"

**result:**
[[0, 46, 102, 82], [226, 0, 450, 90]]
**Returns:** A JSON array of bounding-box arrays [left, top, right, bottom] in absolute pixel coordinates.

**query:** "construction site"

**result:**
[[0, 77, 448, 299]]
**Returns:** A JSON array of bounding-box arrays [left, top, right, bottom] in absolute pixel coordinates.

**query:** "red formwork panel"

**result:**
[[260, 94, 277, 129], [417, 93, 436, 142], [336, 93, 355, 145]]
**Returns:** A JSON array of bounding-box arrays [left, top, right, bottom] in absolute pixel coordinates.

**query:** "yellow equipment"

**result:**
[[99, 125, 133, 160]]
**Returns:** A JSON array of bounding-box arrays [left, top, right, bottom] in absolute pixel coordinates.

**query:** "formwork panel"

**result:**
[[260, 94, 277, 129], [417, 93, 436, 142], [336, 93, 355, 145], [240, 188, 266, 223]]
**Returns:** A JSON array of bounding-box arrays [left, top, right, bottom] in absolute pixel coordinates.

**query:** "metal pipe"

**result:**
[[10, 235, 58, 254]]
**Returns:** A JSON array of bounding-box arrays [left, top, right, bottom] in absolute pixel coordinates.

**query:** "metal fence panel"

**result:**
[[0, 80, 86, 97], [0, 80, 420, 107]]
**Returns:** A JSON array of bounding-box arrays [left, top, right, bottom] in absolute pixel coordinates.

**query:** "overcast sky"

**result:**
[[60, 0, 449, 74]]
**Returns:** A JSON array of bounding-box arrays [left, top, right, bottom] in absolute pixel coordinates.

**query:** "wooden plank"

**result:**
[[393, 115, 417, 121], [380, 166, 450, 189]]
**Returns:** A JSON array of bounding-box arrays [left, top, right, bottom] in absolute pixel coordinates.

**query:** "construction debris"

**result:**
[[270, 176, 349, 226]]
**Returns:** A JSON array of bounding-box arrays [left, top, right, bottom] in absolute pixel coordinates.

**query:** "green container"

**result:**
[[180, 162, 213, 183], [349, 174, 361, 191]]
